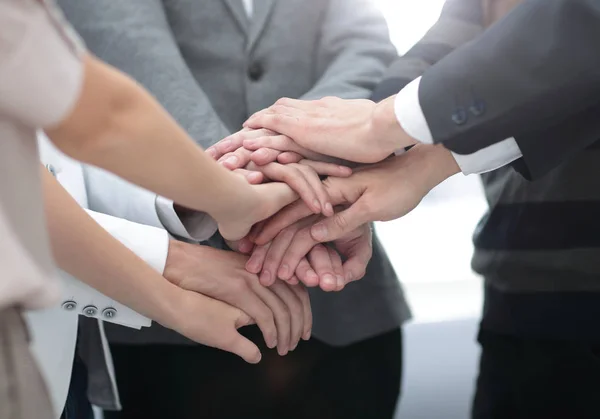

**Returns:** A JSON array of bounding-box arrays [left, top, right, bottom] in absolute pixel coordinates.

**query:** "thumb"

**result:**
[[221, 312, 262, 364], [310, 200, 370, 242]]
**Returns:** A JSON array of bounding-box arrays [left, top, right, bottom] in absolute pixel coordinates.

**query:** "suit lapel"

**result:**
[[223, 0, 250, 34], [247, 0, 275, 51]]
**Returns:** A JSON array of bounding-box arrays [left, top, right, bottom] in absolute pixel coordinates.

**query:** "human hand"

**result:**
[[160, 289, 260, 363], [207, 128, 348, 167], [243, 96, 414, 163], [207, 130, 352, 215], [248, 217, 372, 291], [252, 144, 461, 243], [164, 240, 312, 356]]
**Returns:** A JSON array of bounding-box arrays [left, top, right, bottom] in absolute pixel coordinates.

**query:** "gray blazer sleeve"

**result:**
[[300, 0, 397, 100], [57, 0, 231, 148], [418, 0, 600, 155]]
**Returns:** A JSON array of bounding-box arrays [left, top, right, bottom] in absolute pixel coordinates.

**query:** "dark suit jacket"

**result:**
[[374, 0, 600, 180]]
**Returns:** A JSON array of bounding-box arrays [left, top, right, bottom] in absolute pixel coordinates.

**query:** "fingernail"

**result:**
[[260, 270, 271, 285], [206, 148, 216, 158], [220, 139, 232, 150], [303, 330, 312, 341], [339, 165, 351, 174], [246, 258, 260, 273], [325, 203, 334, 216], [278, 264, 290, 279], [312, 200, 321, 213], [336, 275, 344, 288], [247, 172, 262, 183], [225, 156, 238, 166], [244, 139, 256, 148], [256, 149, 268, 158], [307, 269, 318, 282], [269, 338, 277, 349], [322, 274, 336, 288], [312, 223, 328, 241], [291, 342, 298, 351]]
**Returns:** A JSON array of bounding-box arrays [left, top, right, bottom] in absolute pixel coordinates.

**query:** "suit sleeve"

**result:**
[[417, 0, 600, 155], [299, 0, 397, 100], [56, 0, 231, 148], [371, 0, 484, 102]]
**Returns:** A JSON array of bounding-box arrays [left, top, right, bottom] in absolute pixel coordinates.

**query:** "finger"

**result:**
[[327, 246, 346, 291], [229, 237, 254, 254], [307, 244, 337, 292], [342, 232, 373, 285], [295, 164, 333, 216], [279, 227, 318, 281], [233, 275, 278, 349], [248, 162, 322, 214], [294, 257, 320, 288], [289, 283, 312, 341], [243, 133, 311, 157], [286, 276, 300, 285], [219, 312, 262, 364], [270, 281, 304, 353], [246, 242, 271, 276], [299, 160, 352, 178], [277, 152, 303, 164], [250, 148, 283, 166], [254, 200, 315, 245], [233, 168, 264, 184], [206, 130, 249, 160], [251, 283, 292, 356], [218, 147, 253, 170], [248, 220, 267, 243], [261, 226, 298, 283], [310, 200, 370, 243]]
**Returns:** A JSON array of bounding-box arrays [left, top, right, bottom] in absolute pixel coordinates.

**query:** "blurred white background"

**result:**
[[372, 3, 489, 417], [373, 0, 487, 323]]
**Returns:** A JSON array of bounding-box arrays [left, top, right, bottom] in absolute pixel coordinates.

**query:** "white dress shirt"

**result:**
[[394, 76, 523, 175]]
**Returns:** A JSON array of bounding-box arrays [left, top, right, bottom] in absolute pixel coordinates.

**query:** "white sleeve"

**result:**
[[393, 76, 523, 175], [155, 196, 218, 242], [72, 209, 170, 328]]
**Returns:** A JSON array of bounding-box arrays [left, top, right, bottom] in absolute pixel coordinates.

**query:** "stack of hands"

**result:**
[[168, 96, 461, 362], [208, 95, 461, 289]]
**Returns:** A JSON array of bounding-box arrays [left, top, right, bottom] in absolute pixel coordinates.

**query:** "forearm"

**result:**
[[41, 167, 180, 327], [45, 55, 248, 217]]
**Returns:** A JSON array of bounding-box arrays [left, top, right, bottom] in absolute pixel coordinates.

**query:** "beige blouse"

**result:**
[[0, 0, 85, 310]]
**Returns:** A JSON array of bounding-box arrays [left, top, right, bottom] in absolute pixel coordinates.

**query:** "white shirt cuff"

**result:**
[[155, 196, 218, 242], [393, 77, 434, 145], [452, 137, 522, 175]]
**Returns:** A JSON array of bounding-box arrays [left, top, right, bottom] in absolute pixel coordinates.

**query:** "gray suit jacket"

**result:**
[[58, 0, 410, 346]]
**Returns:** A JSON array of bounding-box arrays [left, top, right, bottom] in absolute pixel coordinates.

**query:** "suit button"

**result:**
[[469, 100, 486, 116], [45, 164, 57, 177], [102, 307, 117, 320], [451, 107, 468, 125], [248, 62, 264, 81], [61, 301, 78, 311], [82, 305, 98, 317]]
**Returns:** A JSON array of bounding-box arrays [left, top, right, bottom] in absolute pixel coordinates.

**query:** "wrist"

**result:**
[[370, 95, 416, 156], [163, 239, 193, 287], [408, 144, 460, 191]]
